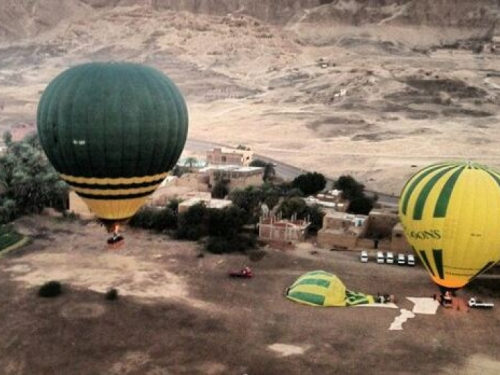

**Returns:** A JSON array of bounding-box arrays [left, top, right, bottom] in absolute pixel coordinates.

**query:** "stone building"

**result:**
[[258, 213, 311, 243], [200, 165, 264, 191], [178, 197, 232, 214], [317, 211, 368, 250], [206, 147, 253, 166], [317, 209, 411, 253]]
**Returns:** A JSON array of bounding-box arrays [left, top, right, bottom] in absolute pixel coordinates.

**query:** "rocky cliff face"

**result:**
[[0, 0, 498, 42], [298, 0, 499, 29]]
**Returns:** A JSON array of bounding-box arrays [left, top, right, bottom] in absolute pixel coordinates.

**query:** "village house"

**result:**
[[317, 211, 368, 250], [200, 165, 264, 191], [304, 189, 348, 212], [206, 147, 253, 166], [177, 197, 232, 214], [317, 208, 411, 253], [258, 213, 311, 244]]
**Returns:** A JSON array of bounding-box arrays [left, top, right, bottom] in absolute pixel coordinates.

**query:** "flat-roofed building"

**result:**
[[200, 165, 263, 191], [259, 214, 311, 243], [178, 197, 232, 214], [206, 147, 253, 166]]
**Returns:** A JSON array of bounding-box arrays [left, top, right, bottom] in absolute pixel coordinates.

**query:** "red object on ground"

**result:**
[[107, 235, 124, 249], [229, 266, 253, 278]]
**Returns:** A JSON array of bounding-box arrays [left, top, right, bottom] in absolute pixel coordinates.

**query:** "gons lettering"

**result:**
[[409, 230, 441, 240]]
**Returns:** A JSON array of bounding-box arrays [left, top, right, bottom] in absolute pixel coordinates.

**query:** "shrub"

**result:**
[[205, 234, 257, 254], [129, 206, 177, 232], [38, 281, 62, 298], [176, 203, 208, 240], [211, 180, 229, 199], [205, 236, 230, 254], [292, 172, 326, 196], [105, 288, 119, 301]]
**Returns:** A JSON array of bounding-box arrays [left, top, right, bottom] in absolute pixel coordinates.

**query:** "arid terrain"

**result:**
[[0, 216, 499, 375], [2, 2, 500, 374], [3, 1, 500, 195]]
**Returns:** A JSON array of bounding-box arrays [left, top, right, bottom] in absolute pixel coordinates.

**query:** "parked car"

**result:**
[[397, 253, 406, 265], [360, 250, 369, 263], [468, 297, 494, 309], [376, 251, 385, 264], [407, 254, 415, 266], [385, 251, 394, 264]]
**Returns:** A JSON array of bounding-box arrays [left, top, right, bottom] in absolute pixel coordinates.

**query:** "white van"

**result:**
[[407, 254, 415, 266], [360, 250, 368, 263], [376, 251, 385, 264], [397, 253, 406, 265], [386, 252, 394, 264]]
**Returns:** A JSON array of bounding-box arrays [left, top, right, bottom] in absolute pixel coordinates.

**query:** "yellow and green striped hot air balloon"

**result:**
[[37, 62, 188, 234], [399, 162, 500, 290]]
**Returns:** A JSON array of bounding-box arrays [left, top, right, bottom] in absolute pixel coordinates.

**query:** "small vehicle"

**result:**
[[360, 250, 369, 263], [468, 297, 494, 309], [407, 254, 415, 266], [385, 252, 394, 264], [229, 266, 253, 278], [376, 251, 385, 264], [397, 253, 406, 266]]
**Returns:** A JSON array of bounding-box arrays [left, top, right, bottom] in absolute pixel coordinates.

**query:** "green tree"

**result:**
[[305, 205, 325, 233], [183, 157, 198, 168], [208, 206, 246, 238], [334, 175, 377, 215], [0, 134, 68, 224], [2, 131, 12, 146], [250, 159, 276, 182], [292, 172, 327, 196], [278, 197, 308, 219], [176, 202, 208, 240], [228, 186, 264, 223], [348, 195, 376, 215], [334, 175, 364, 201], [212, 180, 229, 199]]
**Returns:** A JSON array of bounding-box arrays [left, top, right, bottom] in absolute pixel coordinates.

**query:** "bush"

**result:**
[[0, 225, 24, 252], [292, 172, 326, 196], [211, 180, 229, 199], [129, 206, 177, 232], [278, 197, 308, 219], [334, 175, 364, 201], [306, 205, 326, 233], [205, 234, 257, 254], [205, 236, 230, 254], [176, 203, 208, 240], [38, 281, 62, 298], [105, 288, 119, 301], [348, 196, 376, 215]]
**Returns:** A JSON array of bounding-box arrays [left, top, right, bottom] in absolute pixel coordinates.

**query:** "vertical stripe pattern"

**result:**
[[399, 162, 500, 289]]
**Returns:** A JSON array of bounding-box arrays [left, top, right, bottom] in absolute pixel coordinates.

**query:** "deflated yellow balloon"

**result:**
[[399, 162, 500, 290]]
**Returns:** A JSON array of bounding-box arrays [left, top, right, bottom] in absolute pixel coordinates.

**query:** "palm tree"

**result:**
[[184, 157, 198, 168]]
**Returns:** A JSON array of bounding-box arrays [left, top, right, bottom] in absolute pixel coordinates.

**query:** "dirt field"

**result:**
[[0, 216, 499, 375]]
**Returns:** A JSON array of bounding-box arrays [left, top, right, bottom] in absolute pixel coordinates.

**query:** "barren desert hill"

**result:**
[[1, 0, 499, 42], [3, 1, 500, 196]]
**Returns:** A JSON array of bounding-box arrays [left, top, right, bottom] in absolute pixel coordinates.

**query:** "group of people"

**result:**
[[376, 293, 394, 304]]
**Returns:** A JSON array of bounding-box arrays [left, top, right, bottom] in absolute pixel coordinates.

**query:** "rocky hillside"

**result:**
[[1, 0, 498, 43]]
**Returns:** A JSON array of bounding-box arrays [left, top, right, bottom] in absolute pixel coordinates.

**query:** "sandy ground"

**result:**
[[2, 7, 500, 195], [0, 215, 499, 374]]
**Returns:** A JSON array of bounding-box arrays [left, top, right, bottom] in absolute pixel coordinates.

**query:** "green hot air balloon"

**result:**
[[37, 62, 188, 239]]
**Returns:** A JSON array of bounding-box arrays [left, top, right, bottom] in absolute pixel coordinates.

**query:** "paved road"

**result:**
[[185, 138, 399, 207]]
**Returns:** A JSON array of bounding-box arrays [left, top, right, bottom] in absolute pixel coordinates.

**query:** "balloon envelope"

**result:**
[[399, 162, 500, 289], [37, 62, 188, 226]]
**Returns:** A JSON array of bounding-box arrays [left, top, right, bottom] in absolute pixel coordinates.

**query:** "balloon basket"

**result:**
[[107, 235, 125, 250]]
